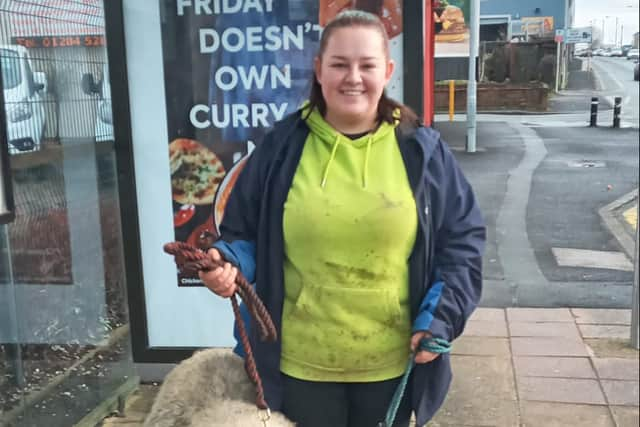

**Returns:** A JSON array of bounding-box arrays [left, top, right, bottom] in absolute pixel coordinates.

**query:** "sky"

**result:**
[[574, 0, 640, 45]]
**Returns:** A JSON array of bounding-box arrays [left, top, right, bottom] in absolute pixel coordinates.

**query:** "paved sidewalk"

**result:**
[[100, 308, 639, 427], [427, 308, 639, 427]]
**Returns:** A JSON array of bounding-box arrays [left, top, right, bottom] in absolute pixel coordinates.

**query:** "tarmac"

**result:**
[[99, 308, 639, 427]]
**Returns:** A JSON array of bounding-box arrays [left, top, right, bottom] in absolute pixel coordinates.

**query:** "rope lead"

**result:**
[[380, 337, 452, 427], [163, 242, 277, 411]]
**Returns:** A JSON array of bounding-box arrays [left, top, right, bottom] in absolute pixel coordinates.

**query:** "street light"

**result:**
[[604, 16, 619, 47], [604, 15, 634, 47]]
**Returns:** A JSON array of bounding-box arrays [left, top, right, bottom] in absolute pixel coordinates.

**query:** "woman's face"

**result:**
[[315, 26, 394, 130]]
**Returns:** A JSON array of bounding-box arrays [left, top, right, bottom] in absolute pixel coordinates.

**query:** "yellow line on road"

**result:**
[[623, 205, 637, 231]]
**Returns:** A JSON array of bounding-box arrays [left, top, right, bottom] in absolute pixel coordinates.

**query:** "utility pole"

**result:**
[[632, 207, 639, 349], [587, 20, 593, 74], [614, 17, 619, 47], [466, 0, 479, 153], [561, 0, 569, 89], [555, 33, 562, 92]]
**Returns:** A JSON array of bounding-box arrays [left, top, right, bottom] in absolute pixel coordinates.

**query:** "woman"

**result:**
[[200, 10, 485, 427]]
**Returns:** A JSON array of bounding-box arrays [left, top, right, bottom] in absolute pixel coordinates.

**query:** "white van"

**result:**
[[1, 45, 47, 154], [82, 62, 113, 142]]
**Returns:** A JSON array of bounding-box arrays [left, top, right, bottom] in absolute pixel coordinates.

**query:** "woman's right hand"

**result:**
[[198, 248, 238, 298]]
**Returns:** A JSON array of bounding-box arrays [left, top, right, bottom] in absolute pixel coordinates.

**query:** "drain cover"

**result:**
[[567, 160, 605, 168]]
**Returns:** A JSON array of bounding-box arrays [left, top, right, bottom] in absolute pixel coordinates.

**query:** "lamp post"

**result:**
[[604, 16, 621, 47], [466, 0, 479, 153]]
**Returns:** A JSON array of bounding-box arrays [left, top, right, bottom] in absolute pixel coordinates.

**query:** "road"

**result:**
[[590, 56, 639, 128], [447, 56, 640, 129], [436, 56, 639, 308], [435, 56, 638, 129]]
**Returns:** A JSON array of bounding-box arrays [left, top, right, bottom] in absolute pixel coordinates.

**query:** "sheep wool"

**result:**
[[144, 348, 295, 426]]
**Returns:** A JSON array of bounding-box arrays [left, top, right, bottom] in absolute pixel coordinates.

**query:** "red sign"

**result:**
[[12, 35, 106, 49], [7, 0, 104, 38]]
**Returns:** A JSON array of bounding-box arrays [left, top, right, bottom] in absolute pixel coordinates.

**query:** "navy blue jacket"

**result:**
[[214, 111, 485, 425]]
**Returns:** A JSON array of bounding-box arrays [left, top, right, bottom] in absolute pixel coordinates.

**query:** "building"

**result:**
[[435, 0, 576, 81], [480, 0, 575, 42]]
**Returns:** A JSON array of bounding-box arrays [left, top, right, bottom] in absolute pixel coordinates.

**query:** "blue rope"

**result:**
[[378, 337, 452, 427]]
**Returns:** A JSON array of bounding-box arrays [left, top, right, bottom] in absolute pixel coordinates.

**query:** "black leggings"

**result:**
[[281, 373, 412, 427]]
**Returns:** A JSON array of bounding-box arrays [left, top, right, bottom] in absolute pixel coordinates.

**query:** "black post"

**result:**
[[613, 96, 622, 128], [589, 97, 598, 127]]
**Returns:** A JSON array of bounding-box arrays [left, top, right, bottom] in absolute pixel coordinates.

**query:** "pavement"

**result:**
[[427, 308, 639, 427], [99, 308, 639, 427], [547, 67, 615, 114]]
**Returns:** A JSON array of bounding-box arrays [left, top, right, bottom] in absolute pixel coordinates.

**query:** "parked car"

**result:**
[[81, 63, 113, 142], [627, 49, 639, 61], [634, 62, 639, 81], [1, 44, 48, 154], [576, 48, 591, 57], [609, 48, 623, 57]]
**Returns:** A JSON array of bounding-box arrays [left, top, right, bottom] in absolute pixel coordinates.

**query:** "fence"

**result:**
[[479, 40, 558, 85]]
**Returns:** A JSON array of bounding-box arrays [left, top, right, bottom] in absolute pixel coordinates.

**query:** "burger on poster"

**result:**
[[434, 1, 467, 43]]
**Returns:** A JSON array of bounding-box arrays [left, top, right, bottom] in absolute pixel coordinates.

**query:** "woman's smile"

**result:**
[[314, 26, 394, 133]]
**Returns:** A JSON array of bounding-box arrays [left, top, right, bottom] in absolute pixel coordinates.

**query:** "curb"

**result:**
[[599, 188, 638, 260]]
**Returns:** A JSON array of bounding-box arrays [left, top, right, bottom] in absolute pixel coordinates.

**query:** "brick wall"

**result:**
[[434, 82, 549, 112]]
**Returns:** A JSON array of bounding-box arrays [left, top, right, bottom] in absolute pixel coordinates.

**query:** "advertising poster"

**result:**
[[521, 16, 555, 38], [433, 0, 470, 58], [160, 0, 404, 289]]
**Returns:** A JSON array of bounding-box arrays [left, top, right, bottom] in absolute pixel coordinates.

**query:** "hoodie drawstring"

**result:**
[[321, 133, 374, 189], [363, 135, 372, 189], [321, 134, 340, 188]]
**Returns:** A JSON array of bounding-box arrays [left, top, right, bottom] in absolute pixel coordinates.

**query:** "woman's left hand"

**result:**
[[410, 331, 440, 364]]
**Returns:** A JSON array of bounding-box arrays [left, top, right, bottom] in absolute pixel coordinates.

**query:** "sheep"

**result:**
[[144, 348, 295, 427]]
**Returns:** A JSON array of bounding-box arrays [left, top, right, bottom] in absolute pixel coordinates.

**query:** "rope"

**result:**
[[379, 337, 452, 427], [163, 242, 277, 410]]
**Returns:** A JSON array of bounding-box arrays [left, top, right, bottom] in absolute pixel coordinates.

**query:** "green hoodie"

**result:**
[[280, 108, 418, 382]]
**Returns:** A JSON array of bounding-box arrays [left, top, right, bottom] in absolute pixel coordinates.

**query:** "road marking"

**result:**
[[552, 247, 634, 271], [592, 58, 624, 91], [623, 206, 637, 231], [496, 124, 549, 302]]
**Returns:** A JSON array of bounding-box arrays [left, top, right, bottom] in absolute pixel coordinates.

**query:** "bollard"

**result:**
[[613, 96, 622, 128], [589, 97, 598, 127], [448, 80, 455, 122]]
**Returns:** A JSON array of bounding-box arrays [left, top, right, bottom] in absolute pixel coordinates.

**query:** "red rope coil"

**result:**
[[163, 241, 276, 410]]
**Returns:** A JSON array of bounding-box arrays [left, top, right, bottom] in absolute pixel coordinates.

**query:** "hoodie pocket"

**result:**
[[281, 284, 410, 374], [290, 285, 406, 346]]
